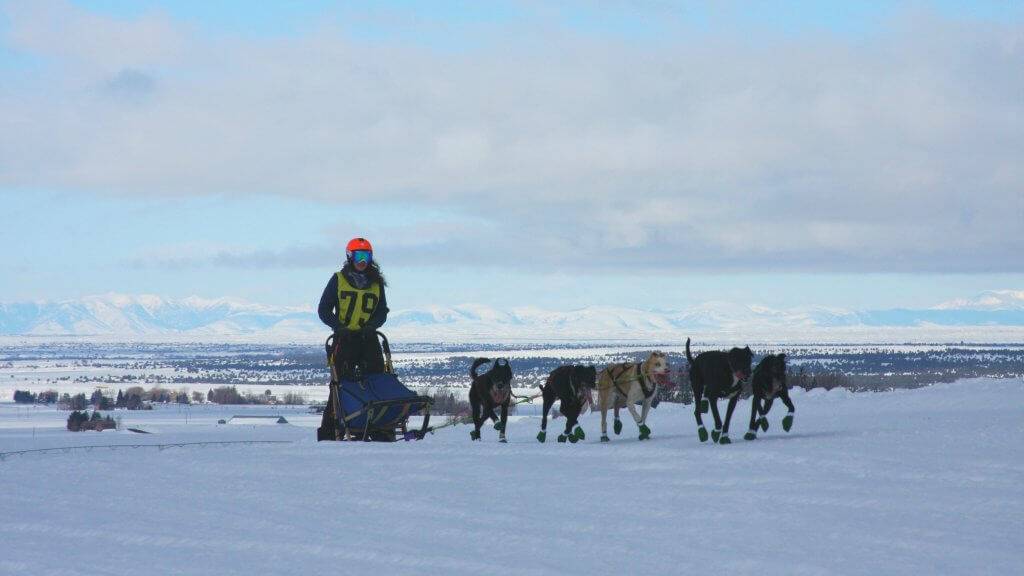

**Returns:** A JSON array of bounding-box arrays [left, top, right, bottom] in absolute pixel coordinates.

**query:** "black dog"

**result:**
[[469, 357, 513, 443], [537, 365, 598, 444], [685, 337, 753, 445], [744, 353, 795, 440]]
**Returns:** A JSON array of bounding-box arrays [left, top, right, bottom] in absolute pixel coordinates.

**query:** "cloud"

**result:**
[[1, 1, 1022, 274], [104, 68, 157, 101], [2, 0, 182, 73], [125, 242, 336, 270]]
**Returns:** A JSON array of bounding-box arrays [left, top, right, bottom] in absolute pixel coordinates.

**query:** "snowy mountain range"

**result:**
[[1, 291, 1023, 343]]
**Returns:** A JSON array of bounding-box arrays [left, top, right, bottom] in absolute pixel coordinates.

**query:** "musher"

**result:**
[[318, 237, 389, 377]]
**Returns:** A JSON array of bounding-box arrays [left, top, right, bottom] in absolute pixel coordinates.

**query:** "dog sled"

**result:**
[[317, 331, 433, 442]]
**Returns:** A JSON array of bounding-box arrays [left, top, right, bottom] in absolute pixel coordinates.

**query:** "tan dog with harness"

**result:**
[[596, 351, 670, 442]]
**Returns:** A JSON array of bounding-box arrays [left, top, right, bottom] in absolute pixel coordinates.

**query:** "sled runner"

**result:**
[[317, 332, 433, 442]]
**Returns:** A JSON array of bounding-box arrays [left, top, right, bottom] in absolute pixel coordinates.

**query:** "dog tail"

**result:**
[[685, 338, 694, 365], [470, 357, 490, 380], [540, 366, 564, 393]]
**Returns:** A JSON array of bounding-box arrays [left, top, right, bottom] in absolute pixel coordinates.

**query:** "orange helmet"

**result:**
[[345, 237, 373, 263], [346, 237, 373, 253]]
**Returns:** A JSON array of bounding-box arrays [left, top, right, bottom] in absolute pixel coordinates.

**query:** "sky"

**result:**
[[1, 0, 1022, 312]]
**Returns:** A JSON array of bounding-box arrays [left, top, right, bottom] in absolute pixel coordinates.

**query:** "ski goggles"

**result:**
[[350, 250, 372, 265]]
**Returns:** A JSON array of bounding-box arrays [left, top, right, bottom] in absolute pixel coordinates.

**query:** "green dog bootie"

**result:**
[[537, 431, 546, 443], [700, 398, 710, 414], [493, 420, 505, 432], [698, 426, 709, 442], [568, 433, 579, 443], [573, 426, 585, 441], [759, 416, 769, 432], [557, 434, 568, 443], [744, 430, 757, 441], [719, 434, 732, 445], [470, 430, 481, 441], [711, 429, 721, 443], [613, 419, 623, 435], [783, 413, 794, 432], [638, 424, 651, 441]]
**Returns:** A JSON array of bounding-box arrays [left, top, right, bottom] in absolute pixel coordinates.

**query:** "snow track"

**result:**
[[1, 379, 1022, 575]]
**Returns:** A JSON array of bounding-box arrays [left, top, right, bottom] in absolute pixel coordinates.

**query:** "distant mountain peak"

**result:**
[[1, 291, 1023, 342], [933, 290, 1024, 311]]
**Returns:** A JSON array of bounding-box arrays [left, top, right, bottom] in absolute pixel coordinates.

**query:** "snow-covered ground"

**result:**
[[2, 379, 1022, 575]]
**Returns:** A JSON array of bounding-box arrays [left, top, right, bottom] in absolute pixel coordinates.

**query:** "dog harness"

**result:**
[[603, 362, 656, 400], [565, 369, 593, 411], [483, 359, 512, 405], [635, 363, 656, 399], [490, 386, 510, 405]]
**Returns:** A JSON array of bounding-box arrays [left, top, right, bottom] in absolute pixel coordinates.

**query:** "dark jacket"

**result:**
[[317, 270, 389, 334]]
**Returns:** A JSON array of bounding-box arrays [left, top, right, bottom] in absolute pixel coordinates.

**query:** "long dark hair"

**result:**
[[342, 260, 387, 287]]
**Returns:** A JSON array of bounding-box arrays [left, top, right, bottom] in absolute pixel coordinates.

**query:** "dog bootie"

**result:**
[[573, 426, 585, 441], [557, 434, 568, 443], [759, 416, 769, 432], [494, 420, 505, 432], [783, 413, 794, 432], [613, 419, 623, 435], [698, 426, 708, 442], [744, 429, 757, 441], [537, 431, 546, 443], [638, 424, 651, 441], [568, 433, 579, 443], [711, 429, 721, 443], [718, 434, 732, 445], [600, 435, 610, 443], [700, 398, 710, 414], [470, 429, 481, 441]]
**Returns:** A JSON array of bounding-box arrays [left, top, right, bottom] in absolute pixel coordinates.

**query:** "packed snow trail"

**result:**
[[1, 379, 1022, 575]]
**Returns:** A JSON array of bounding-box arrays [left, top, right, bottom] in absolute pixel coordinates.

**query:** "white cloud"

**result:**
[[1, 1, 1022, 273]]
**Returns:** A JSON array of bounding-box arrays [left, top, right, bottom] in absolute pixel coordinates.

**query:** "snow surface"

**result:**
[[1, 379, 1022, 575]]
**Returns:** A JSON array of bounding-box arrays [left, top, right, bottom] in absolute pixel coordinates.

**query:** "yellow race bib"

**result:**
[[335, 272, 381, 331]]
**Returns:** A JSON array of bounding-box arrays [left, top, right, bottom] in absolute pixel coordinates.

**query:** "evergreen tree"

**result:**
[[70, 393, 88, 411], [13, 390, 36, 403]]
